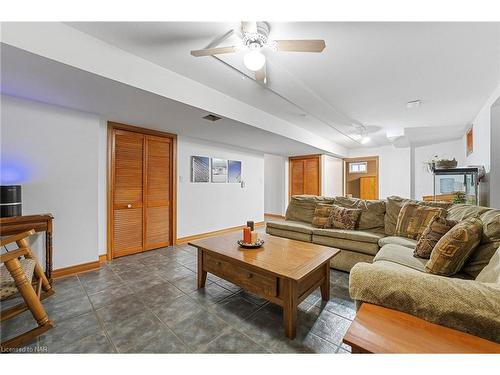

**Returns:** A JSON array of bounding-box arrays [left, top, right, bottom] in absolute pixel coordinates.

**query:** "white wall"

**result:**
[[322, 155, 343, 198], [348, 145, 411, 199], [1, 95, 100, 268], [413, 139, 465, 200], [462, 84, 500, 207], [177, 136, 264, 238], [264, 154, 286, 216], [490, 101, 500, 208]]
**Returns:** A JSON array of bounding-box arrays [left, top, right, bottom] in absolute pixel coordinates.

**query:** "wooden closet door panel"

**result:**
[[304, 158, 320, 195], [290, 160, 304, 196], [144, 136, 171, 250], [360, 176, 377, 200], [113, 209, 143, 256], [112, 130, 144, 256]]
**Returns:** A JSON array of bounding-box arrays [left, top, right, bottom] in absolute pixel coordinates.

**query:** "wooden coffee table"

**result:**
[[189, 232, 339, 339]]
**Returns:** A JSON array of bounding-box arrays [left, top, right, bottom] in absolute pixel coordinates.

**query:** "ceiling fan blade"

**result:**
[[275, 40, 326, 53], [255, 64, 267, 84], [241, 21, 257, 34], [190, 46, 237, 57]]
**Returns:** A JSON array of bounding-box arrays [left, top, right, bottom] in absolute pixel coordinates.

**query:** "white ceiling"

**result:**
[[66, 22, 500, 148], [0, 44, 325, 156]]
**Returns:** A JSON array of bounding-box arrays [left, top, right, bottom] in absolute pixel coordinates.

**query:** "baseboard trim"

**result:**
[[53, 260, 100, 279], [99, 254, 107, 263], [264, 213, 285, 219], [176, 221, 265, 245]]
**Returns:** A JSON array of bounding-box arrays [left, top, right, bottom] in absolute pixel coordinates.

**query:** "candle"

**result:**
[[243, 227, 251, 243], [251, 231, 258, 244], [246, 221, 254, 231]]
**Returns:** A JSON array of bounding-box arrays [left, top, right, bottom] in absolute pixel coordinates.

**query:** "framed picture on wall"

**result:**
[[191, 156, 210, 182], [466, 126, 473, 156], [227, 160, 242, 183], [211, 158, 228, 183]]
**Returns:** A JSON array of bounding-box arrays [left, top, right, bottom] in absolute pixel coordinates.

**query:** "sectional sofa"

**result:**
[[265, 195, 500, 342]]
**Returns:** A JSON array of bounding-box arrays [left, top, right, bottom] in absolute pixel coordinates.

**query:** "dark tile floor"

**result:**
[[1, 244, 354, 353]]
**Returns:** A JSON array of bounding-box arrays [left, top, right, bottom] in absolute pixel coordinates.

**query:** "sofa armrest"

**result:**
[[349, 261, 500, 343]]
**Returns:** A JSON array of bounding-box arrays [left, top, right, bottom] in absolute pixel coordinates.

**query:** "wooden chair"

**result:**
[[1, 229, 55, 350]]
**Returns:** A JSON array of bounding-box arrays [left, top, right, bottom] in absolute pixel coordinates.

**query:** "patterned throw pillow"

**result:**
[[395, 202, 446, 240], [311, 203, 333, 228], [327, 204, 362, 230], [426, 217, 483, 276], [414, 216, 457, 259]]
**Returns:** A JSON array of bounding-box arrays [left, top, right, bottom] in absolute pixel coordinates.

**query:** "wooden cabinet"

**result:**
[[289, 155, 321, 198], [359, 176, 378, 200], [108, 123, 176, 259]]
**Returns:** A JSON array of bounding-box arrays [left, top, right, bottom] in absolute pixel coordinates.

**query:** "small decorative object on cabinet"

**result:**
[[0, 185, 22, 217]]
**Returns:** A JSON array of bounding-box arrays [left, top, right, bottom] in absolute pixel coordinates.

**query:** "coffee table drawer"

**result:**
[[204, 253, 277, 298]]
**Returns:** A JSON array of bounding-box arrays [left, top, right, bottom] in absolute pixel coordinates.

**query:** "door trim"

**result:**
[[288, 154, 322, 201], [343, 155, 379, 199], [107, 121, 177, 261]]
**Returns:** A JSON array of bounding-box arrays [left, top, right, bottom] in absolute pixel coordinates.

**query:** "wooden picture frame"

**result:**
[[466, 126, 473, 156]]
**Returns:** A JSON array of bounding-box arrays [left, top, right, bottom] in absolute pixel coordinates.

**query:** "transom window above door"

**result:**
[[349, 161, 368, 173]]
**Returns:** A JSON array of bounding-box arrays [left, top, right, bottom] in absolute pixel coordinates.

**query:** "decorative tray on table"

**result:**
[[237, 239, 265, 249]]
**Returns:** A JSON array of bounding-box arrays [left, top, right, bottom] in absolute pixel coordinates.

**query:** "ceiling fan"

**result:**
[[190, 22, 326, 84]]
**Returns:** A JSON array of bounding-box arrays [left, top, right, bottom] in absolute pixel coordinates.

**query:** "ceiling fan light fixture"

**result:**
[[244, 49, 266, 72]]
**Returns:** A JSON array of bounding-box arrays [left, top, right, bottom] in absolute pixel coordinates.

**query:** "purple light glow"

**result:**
[[1, 158, 32, 184]]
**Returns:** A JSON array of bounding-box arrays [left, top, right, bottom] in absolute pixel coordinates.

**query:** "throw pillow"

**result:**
[[414, 216, 457, 259], [311, 203, 333, 228], [327, 204, 362, 230], [285, 195, 335, 223], [395, 202, 447, 240], [425, 217, 483, 276], [475, 246, 500, 284], [334, 197, 385, 230], [384, 196, 452, 236]]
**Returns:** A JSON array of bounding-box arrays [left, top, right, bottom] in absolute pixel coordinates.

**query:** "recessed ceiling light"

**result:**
[[360, 136, 371, 144], [406, 100, 422, 109]]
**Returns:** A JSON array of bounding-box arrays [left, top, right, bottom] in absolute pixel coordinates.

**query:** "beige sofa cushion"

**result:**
[[334, 196, 385, 230], [446, 204, 491, 222], [475, 246, 500, 284], [479, 209, 500, 243], [378, 236, 418, 249], [384, 196, 452, 236], [349, 261, 500, 343], [374, 244, 428, 272], [312, 228, 385, 244], [426, 218, 483, 276], [265, 226, 312, 242], [330, 249, 374, 272], [312, 234, 380, 256], [463, 241, 500, 278], [266, 220, 313, 234], [285, 195, 335, 223]]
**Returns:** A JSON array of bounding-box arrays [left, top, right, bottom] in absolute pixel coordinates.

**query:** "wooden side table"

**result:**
[[0, 214, 54, 285], [343, 303, 500, 353]]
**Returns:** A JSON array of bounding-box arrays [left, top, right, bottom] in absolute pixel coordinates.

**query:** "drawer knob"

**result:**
[[247, 273, 253, 279], [217, 261, 222, 266], [127, 204, 132, 208]]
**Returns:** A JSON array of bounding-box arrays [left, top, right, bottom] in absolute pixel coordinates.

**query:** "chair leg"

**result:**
[[16, 238, 52, 293], [0, 289, 55, 322], [1, 320, 54, 350], [2, 257, 50, 329]]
